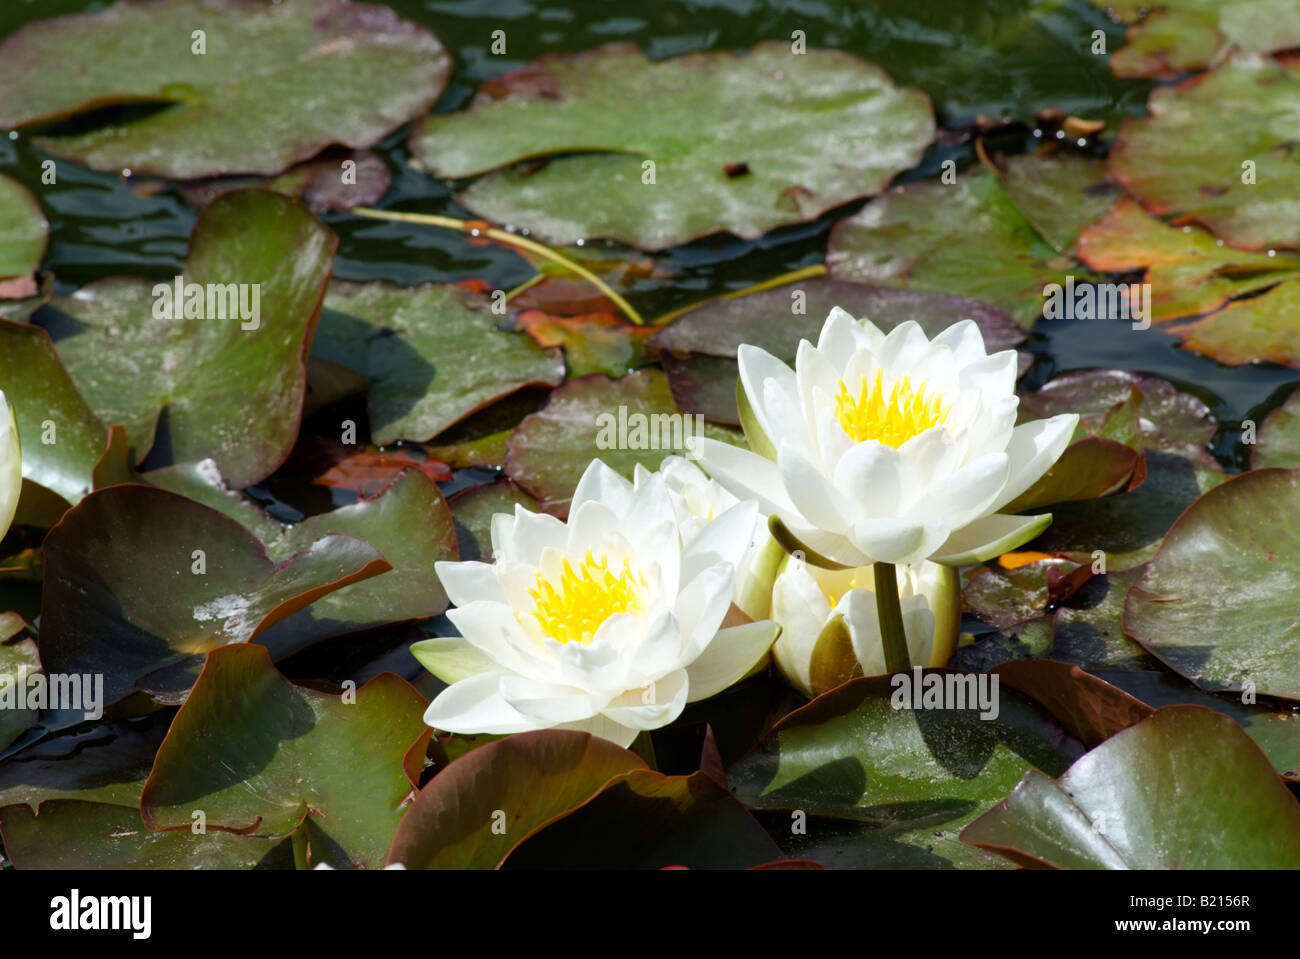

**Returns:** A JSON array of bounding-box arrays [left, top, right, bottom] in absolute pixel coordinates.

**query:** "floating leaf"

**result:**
[[387, 730, 645, 869], [1255, 386, 1300, 469], [0, 319, 108, 517], [39, 484, 391, 707], [0, 630, 40, 751], [727, 672, 1083, 868], [961, 706, 1300, 868], [964, 558, 1087, 630], [1095, 0, 1300, 78], [1124, 468, 1300, 701], [827, 169, 1092, 327], [0, 0, 450, 179], [142, 644, 428, 869], [1078, 200, 1300, 367], [305, 441, 452, 498], [0, 173, 46, 281], [648, 279, 1023, 423], [998, 153, 1119, 257], [504, 369, 743, 515], [313, 282, 564, 446], [503, 767, 784, 869], [411, 43, 934, 249], [989, 659, 1152, 747], [1, 800, 292, 869], [1110, 59, 1300, 252], [36, 189, 336, 487]]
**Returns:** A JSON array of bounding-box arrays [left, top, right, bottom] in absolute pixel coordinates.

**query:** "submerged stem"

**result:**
[[351, 207, 646, 326], [873, 562, 912, 675]]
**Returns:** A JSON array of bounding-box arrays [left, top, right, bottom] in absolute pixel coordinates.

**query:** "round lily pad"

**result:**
[[314, 282, 565, 446], [1254, 386, 1300, 469], [411, 43, 934, 250], [961, 706, 1300, 868], [827, 168, 1093, 327], [1124, 468, 1300, 701], [37, 189, 337, 488], [0, 0, 451, 179], [1110, 59, 1300, 252], [0, 173, 46, 281]]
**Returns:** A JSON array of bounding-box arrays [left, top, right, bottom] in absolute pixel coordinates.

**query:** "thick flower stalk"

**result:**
[[769, 556, 959, 698], [695, 308, 1079, 568], [0, 395, 20, 542], [412, 459, 779, 748]]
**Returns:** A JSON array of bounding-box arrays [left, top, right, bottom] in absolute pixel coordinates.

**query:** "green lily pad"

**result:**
[[504, 369, 744, 516], [1050, 567, 1161, 671], [516, 310, 653, 379], [964, 558, 1086, 630], [1124, 468, 1300, 702], [827, 169, 1093, 327], [0, 800, 293, 869], [142, 643, 428, 869], [0, 0, 450, 179], [0, 632, 41, 751], [313, 282, 565, 446], [387, 730, 646, 869], [999, 153, 1120, 257], [37, 189, 336, 487], [647, 279, 1023, 423], [1255, 387, 1300, 469], [0, 319, 109, 519], [1095, 0, 1300, 78], [411, 43, 934, 250], [448, 481, 538, 563], [1110, 59, 1300, 252], [1079, 199, 1300, 367], [503, 768, 785, 869], [727, 673, 1083, 869], [1030, 450, 1229, 570], [39, 484, 392, 708], [961, 706, 1300, 868], [0, 173, 46, 281]]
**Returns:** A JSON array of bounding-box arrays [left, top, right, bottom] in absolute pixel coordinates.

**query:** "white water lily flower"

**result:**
[[413, 459, 779, 748], [695, 308, 1079, 568], [632, 455, 779, 621], [770, 557, 956, 698], [0, 395, 20, 542]]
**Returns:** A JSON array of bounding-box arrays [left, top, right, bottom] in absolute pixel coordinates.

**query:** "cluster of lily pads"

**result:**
[[0, 0, 1298, 870]]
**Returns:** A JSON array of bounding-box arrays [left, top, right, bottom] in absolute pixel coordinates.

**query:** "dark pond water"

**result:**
[[2, 0, 1295, 470]]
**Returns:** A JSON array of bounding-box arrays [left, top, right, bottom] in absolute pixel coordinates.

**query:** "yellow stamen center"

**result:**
[[527, 550, 647, 645], [834, 369, 947, 447]]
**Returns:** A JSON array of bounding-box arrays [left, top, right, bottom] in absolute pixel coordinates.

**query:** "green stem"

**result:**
[[351, 207, 646, 326], [650, 263, 827, 327], [873, 562, 912, 675]]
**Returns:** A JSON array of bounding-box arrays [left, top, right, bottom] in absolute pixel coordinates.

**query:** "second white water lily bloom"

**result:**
[[0, 393, 20, 542], [413, 459, 779, 748], [695, 308, 1079, 567], [770, 557, 957, 698]]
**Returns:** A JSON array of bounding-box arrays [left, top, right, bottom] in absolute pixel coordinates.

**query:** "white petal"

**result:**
[[832, 442, 900, 519], [602, 669, 689, 730], [423, 672, 538, 735], [695, 438, 801, 517], [931, 318, 988, 365], [958, 349, 1018, 401], [879, 320, 933, 371], [434, 560, 506, 608], [674, 562, 735, 659], [572, 458, 634, 514], [991, 414, 1080, 511], [926, 451, 1010, 530], [778, 442, 855, 533], [552, 714, 641, 748], [499, 675, 603, 724], [847, 517, 933, 565], [737, 344, 800, 448], [687, 620, 780, 701], [681, 499, 758, 584]]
